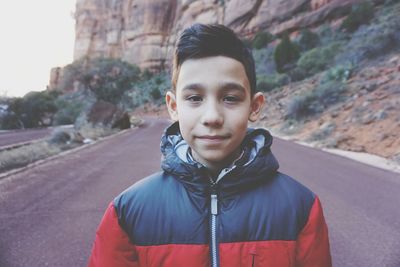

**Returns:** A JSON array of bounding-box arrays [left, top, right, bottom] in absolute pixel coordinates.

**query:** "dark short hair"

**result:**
[[171, 23, 256, 95]]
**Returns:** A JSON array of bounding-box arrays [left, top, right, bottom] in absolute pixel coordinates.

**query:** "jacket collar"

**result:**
[[160, 122, 279, 194]]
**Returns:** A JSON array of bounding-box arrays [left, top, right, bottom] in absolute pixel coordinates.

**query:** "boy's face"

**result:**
[[166, 56, 264, 171]]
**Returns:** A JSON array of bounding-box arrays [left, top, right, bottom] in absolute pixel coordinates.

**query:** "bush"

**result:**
[[1, 91, 59, 129], [48, 129, 72, 145], [298, 29, 320, 52], [274, 33, 300, 73], [0, 112, 23, 129], [287, 67, 308, 82], [322, 64, 353, 83], [341, 1, 374, 32], [150, 88, 162, 100], [58, 58, 141, 105], [252, 31, 275, 49], [241, 38, 252, 49], [257, 73, 290, 92], [335, 3, 400, 65], [297, 42, 342, 76], [253, 47, 277, 75], [121, 71, 170, 110], [77, 123, 118, 140], [286, 81, 346, 120], [53, 90, 96, 126]]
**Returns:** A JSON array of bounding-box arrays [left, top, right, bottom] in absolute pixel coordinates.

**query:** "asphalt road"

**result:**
[[0, 128, 53, 148], [0, 118, 399, 266]]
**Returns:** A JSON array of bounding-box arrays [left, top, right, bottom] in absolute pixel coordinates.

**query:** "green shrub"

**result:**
[[297, 42, 342, 76], [286, 81, 346, 120], [322, 64, 353, 83], [77, 123, 118, 140], [121, 71, 171, 110], [335, 2, 400, 65], [58, 58, 141, 105], [257, 73, 290, 92], [253, 47, 277, 75], [48, 129, 72, 145], [0, 112, 23, 129], [252, 32, 274, 49], [341, 1, 374, 32], [274, 33, 300, 73], [150, 88, 162, 100], [241, 38, 252, 49], [2, 91, 58, 129], [287, 67, 308, 82], [298, 29, 320, 51], [52, 90, 96, 126]]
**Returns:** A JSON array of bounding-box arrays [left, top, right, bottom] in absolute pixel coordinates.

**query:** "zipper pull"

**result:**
[[211, 194, 218, 215]]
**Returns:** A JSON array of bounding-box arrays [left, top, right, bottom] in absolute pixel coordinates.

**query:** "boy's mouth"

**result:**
[[196, 135, 229, 141]]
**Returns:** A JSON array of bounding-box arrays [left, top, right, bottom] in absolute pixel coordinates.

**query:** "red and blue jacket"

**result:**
[[88, 123, 332, 266]]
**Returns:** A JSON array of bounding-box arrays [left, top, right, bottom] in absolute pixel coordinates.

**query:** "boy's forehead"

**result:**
[[176, 56, 251, 93]]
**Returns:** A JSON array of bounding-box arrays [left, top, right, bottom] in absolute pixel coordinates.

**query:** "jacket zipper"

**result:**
[[208, 166, 236, 267], [210, 184, 219, 267]]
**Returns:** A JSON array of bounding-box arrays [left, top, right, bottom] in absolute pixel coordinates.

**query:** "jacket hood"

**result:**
[[160, 122, 279, 195]]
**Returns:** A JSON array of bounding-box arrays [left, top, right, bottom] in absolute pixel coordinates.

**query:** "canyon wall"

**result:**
[[73, 0, 368, 71]]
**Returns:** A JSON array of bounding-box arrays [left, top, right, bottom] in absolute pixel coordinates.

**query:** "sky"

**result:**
[[0, 1, 76, 97]]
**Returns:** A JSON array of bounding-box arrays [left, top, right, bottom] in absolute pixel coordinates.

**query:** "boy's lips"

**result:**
[[195, 135, 230, 144], [196, 135, 229, 140]]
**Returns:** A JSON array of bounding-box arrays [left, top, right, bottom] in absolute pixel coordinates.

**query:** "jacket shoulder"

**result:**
[[113, 171, 167, 211]]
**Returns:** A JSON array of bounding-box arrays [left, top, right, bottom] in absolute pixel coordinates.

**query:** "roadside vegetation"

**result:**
[[0, 123, 130, 174], [0, 58, 162, 173], [251, 0, 400, 122]]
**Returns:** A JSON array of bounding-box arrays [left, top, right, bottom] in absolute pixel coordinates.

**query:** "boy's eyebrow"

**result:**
[[219, 82, 246, 93], [181, 82, 247, 93], [181, 83, 205, 91]]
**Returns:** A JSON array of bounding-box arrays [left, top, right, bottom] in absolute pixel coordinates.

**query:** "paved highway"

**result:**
[[0, 118, 399, 266]]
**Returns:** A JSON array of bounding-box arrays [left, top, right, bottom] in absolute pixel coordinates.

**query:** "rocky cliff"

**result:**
[[73, 0, 374, 71]]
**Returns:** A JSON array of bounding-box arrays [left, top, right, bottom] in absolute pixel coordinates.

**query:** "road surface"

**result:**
[[0, 118, 399, 266], [0, 128, 53, 148]]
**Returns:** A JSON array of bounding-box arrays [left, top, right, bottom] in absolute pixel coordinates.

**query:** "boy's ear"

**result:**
[[166, 91, 179, 121], [249, 92, 265, 122]]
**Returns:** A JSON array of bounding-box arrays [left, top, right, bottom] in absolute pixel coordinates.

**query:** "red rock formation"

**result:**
[[70, 0, 378, 72]]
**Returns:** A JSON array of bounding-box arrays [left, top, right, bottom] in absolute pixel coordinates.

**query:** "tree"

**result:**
[[274, 33, 300, 73]]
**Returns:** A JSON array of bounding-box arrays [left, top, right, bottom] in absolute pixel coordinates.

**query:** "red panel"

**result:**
[[88, 202, 139, 267], [220, 240, 297, 267], [296, 197, 332, 267], [135, 244, 209, 267]]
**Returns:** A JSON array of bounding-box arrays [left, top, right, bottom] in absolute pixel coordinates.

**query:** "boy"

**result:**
[[88, 23, 332, 267]]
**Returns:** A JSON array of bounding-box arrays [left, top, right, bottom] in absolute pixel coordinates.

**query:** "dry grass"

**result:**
[[77, 123, 119, 140], [0, 141, 61, 173], [0, 124, 123, 174]]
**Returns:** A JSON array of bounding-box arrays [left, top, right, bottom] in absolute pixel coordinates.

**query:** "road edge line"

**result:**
[[269, 129, 400, 174], [0, 128, 134, 181]]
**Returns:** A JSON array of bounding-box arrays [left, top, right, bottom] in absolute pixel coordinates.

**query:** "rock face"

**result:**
[[73, 0, 371, 71]]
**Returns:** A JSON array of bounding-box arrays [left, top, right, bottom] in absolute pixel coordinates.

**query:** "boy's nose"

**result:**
[[201, 102, 223, 127]]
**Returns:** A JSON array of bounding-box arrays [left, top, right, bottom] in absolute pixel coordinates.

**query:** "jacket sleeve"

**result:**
[[88, 202, 139, 267], [295, 196, 332, 267]]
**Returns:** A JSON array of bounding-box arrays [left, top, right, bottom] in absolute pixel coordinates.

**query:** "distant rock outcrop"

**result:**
[[73, 0, 373, 71]]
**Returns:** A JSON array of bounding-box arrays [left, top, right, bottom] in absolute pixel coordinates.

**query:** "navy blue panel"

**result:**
[[114, 171, 315, 246], [219, 172, 315, 242], [114, 172, 209, 246]]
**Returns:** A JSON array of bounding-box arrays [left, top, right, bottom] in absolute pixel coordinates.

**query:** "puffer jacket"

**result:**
[[88, 122, 332, 267]]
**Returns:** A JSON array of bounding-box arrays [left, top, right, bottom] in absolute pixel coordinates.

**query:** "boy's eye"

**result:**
[[223, 95, 240, 103], [186, 95, 203, 102]]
